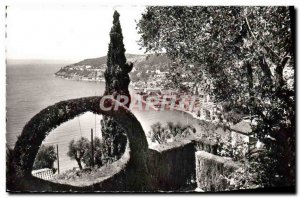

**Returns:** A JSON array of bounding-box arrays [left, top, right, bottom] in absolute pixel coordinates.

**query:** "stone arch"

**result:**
[[10, 96, 149, 191]]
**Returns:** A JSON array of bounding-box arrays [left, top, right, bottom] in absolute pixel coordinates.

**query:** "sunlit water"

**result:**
[[6, 63, 202, 173]]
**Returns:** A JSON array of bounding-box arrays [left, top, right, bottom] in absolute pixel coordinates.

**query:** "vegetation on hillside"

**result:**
[[55, 53, 173, 83]]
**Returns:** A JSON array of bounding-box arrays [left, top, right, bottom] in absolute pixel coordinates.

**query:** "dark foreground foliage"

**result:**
[[137, 6, 295, 187]]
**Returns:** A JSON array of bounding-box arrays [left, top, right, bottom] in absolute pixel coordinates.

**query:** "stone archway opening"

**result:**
[[32, 111, 104, 175]]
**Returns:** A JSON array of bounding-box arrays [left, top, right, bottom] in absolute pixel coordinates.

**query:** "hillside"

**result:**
[[55, 54, 173, 82]]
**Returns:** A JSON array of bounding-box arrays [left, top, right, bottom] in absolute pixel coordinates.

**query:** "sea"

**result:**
[[6, 62, 203, 173]]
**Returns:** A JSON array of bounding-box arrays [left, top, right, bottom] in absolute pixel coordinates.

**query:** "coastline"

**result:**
[[54, 74, 211, 124], [54, 74, 105, 83]]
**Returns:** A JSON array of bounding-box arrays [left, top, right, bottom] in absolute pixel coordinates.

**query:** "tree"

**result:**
[[138, 6, 295, 186], [33, 145, 57, 170], [82, 137, 104, 168], [104, 10, 133, 101], [101, 118, 127, 164], [67, 137, 90, 170], [101, 11, 133, 163]]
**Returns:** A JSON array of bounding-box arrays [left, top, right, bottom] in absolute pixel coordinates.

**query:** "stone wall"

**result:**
[[195, 151, 241, 192], [146, 138, 220, 191], [147, 140, 196, 191], [192, 137, 218, 155]]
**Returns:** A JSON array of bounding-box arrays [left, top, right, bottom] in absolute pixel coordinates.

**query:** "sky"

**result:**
[[5, 4, 147, 62]]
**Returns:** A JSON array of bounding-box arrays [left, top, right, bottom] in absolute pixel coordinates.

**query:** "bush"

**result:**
[[33, 145, 57, 170], [149, 121, 196, 144]]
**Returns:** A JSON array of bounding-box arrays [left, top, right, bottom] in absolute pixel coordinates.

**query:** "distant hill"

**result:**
[[55, 54, 173, 81], [72, 56, 107, 67], [65, 53, 172, 68]]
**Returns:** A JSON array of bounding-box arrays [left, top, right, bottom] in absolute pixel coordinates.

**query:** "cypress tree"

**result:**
[[104, 10, 133, 105], [101, 11, 133, 163]]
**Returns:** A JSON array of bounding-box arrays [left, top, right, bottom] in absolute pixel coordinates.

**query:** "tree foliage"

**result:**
[[82, 137, 104, 168], [33, 145, 57, 170], [101, 118, 127, 163], [67, 137, 90, 170], [104, 10, 133, 102], [67, 137, 104, 169], [137, 6, 295, 186]]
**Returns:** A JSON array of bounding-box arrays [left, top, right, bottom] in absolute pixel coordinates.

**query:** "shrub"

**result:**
[[149, 121, 196, 144], [33, 145, 57, 170]]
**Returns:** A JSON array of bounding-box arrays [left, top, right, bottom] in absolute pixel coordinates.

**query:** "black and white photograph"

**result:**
[[4, 1, 296, 193]]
